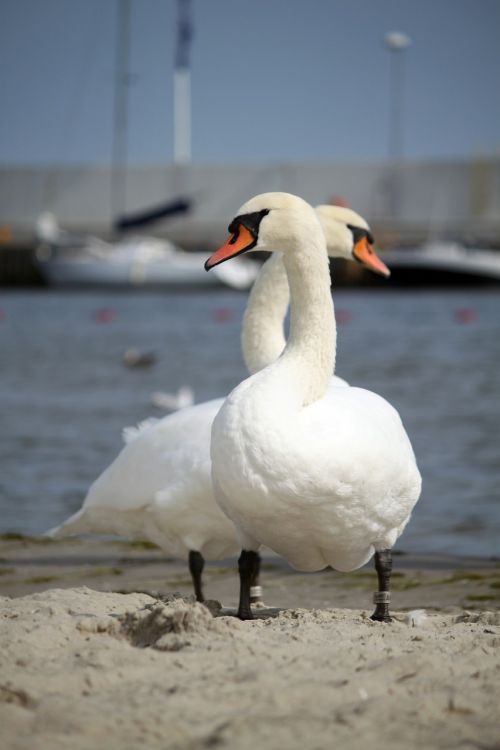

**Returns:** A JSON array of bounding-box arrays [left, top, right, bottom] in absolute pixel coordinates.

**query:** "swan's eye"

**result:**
[[229, 229, 240, 245], [229, 209, 270, 240]]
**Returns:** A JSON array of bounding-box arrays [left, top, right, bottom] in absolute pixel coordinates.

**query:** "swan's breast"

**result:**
[[211, 383, 421, 567]]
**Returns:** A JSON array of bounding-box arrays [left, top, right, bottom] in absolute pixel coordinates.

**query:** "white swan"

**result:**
[[48, 204, 390, 604], [205, 192, 421, 620]]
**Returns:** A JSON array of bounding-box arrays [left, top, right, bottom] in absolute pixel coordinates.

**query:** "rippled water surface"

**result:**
[[1, 288, 499, 557]]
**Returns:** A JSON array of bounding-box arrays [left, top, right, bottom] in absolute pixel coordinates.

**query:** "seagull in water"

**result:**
[[151, 386, 195, 411]]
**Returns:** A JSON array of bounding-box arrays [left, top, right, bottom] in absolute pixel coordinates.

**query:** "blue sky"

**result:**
[[1, 0, 499, 165]]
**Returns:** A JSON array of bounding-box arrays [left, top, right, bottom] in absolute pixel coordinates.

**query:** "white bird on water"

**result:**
[[205, 192, 421, 620], [150, 386, 195, 412], [48, 204, 391, 605]]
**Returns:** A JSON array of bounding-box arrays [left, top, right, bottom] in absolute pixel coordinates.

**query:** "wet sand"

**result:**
[[1, 536, 499, 750]]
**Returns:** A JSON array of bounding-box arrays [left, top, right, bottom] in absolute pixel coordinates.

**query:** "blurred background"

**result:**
[[0, 0, 499, 558]]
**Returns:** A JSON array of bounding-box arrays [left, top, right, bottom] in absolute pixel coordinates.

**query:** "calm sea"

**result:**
[[1, 288, 499, 558]]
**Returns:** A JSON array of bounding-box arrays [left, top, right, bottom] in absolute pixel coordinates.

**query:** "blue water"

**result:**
[[1, 288, 499, 557]]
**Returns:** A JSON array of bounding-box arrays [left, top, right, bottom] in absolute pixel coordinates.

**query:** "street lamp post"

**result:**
[[384, 31, 411, 221]]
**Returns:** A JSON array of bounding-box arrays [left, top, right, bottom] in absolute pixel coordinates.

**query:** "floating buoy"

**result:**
[[454, 308, 477, 324], [212, 307, 233, 323], [335, 309, 352, 325], [93, 307, 116, 323]]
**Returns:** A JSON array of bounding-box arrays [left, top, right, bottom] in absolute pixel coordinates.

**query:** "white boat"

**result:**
[[381, 241, 500, 282], [34, 213, 259, 290]]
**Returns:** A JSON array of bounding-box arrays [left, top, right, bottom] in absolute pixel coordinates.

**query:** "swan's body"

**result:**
[[49, 202, 390, 601], [206, 192, 420, 617], [53, 401, 232, 559], [214, 382, 417, 572]]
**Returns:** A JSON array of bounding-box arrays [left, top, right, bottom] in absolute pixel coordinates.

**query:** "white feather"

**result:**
[[405, 609, 428, 627], [122, 418, 159, 445]]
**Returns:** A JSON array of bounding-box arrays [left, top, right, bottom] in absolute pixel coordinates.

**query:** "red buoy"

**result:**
[[93, 307, 116, 324], [212, 307, 233, 323], [335, 309, 352, 325], [454, 308, 477, 324]]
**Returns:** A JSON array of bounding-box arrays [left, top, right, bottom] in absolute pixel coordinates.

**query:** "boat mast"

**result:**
[[173, 0, 192, 164], [111, 0, 131, 226]]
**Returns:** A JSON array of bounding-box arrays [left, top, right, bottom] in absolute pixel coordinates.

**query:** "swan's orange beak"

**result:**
[[353, 237, 391, 278], [205, 225, 257, 270]]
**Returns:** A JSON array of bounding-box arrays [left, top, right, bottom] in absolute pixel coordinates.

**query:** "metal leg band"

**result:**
[[250, 586, 263, 599], [373, 591, 391, 604]]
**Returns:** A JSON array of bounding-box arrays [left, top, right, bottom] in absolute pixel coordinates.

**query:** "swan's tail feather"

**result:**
[[46, 508, 90, 538], [122, 417, 159, 444]]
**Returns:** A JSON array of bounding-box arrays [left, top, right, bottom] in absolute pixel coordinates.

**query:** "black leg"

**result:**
[[370, 549, 393, 622], [249, 551, 263, 605], [238, 550, 260, 620], [188, 550, 205, 603]]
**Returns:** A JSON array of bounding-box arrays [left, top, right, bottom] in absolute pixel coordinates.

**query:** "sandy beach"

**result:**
[[1, 536, 499, 750]]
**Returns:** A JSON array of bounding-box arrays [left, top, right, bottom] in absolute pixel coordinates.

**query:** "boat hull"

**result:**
[[35, 236, 259, 289]]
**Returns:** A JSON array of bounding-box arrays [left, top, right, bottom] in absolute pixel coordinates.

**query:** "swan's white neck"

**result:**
[[279, 234, 336, 405], [241, 253, 289, 374]]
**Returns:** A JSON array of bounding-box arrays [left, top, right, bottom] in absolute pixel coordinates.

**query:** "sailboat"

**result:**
[[34, 212, 259, 290], [34, 1, 259, 291]]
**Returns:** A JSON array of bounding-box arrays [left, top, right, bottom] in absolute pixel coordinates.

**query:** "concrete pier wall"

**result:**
[[1, 157, 499, 251]]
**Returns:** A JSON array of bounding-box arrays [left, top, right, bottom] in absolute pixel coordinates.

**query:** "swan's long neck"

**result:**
[[241, 253, 290, 374], [278, 233, 336, 406]]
